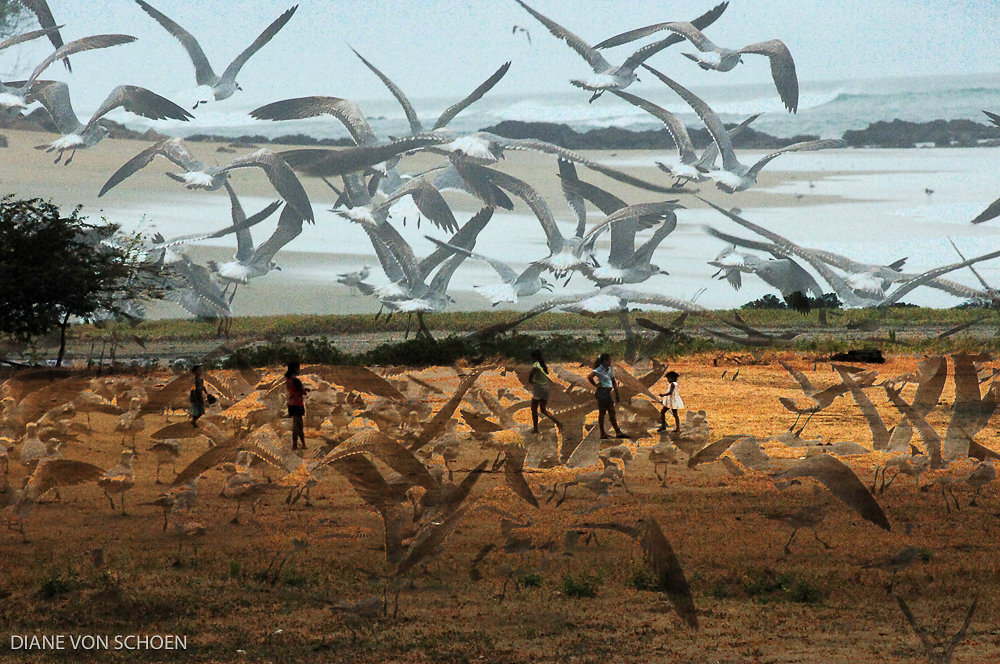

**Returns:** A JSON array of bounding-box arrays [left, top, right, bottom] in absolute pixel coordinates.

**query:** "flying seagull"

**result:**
[[644, 65, 842, 192], [14, 0, 70, 70], [30, 81, 193, 165], [134, 0, 298, 108], [515, 0, 728, 102]]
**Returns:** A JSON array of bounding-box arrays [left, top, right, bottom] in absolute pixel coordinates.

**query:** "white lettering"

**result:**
[[10, 636, 23, 649]]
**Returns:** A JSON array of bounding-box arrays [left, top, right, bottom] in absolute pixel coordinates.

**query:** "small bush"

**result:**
[[742, 569, 825, 604], [631, 567, 663, 592], [519, 573, 543, 588], [918, 547, 933, 562], [709, 582, 732, 599], [561, 572, 600, 598], [38, 568, 77, 599]]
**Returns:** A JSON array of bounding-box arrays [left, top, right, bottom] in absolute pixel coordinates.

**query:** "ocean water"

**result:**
[[118, 72, 1000, 143]]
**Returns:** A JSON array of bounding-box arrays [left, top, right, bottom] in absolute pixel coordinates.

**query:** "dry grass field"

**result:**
[[1, 353, 998, 663]]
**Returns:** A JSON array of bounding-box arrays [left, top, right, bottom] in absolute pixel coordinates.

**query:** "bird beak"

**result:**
[[237, 84, 243, 91], [660, 269, 670, 276], [274, 265, 282, 271]]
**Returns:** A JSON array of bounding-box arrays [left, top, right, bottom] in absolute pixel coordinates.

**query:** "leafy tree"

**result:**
[[0, 1, 27, 37], [741, 294, 786, 310], [0, 197, 165, 365]]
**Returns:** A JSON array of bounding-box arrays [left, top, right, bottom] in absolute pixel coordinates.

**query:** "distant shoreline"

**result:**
[[3, 110, 999, 151]]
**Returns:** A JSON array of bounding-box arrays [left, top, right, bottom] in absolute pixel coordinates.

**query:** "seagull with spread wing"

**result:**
[[134, 1, 298, 108]]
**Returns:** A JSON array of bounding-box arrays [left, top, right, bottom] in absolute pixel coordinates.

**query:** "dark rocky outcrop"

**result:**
[[843, 118, 1000, 148], [479, 119, 819, 151]]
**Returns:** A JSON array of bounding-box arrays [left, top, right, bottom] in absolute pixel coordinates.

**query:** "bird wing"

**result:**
[[513, 0, 609, 72], [424, 250, 468, 300], [608, 89, 697, 163], [171, 443, 239, 486], [425, 237, 519, 284], [473, 166, 564, 254], [635, 517, 699, 630], [394, 504, 471, 577], [612, 361, 660, 402], [944, 352, 996, 459], [26, 33, 136, 88], [912, 356, 948, 415], [443, 159, 515, 210], [577, 518, 698, 629], [312, 366, 405, 400], [86, 85, 194, 130], [329, 454, 398, 514], [350, 46, 422, 134], [883, 385, 943, 467], [730, 436, 771, 470], [27, 80, 80, 134], [167, 256, 231, 317], [583, 202, 681, 247], [251, 96, 378, 146], [771, 454, 891, 531], [99, 138, 202, 197], [279, 135, 444, 182], [219, 149, 313, 222], [14, 0, 68, 67], [642, 64, 740, 172], [248, 204, 302, 268], [154, 200, 280, 250], [377, 179, 458, 233], [433, 61, 511, 130], [503, 444, 539, 508], [738, 39, 798, 113], [28, 459, 105, 499], [221, 4, 297, 83], [227, 181, 259, 261], [616, 290, 708, 313], [556, 159, 587, 233], [593, 1, 729, 48], [696, 113, 761, 169], [0, 26, 60, 53], [879, 248, 1000, 308], [833, 364, 890, 450], [626, 213, 679, 269], [777, 360, 816, 396], [704, 226, 786, 260], [339, 213, 414, 287], [134, 0, 216, 84], [746, 140, 845, 182], [488, 134, 684, 194], [688, 434, 747, 469], [320, 429, 439, 492], [419, 205, 497, 279], [970, 196, 1000, 224], [408, 368, 485, 451]]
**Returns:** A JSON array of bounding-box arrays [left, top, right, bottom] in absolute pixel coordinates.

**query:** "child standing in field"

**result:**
[[528, 349, 562, 433], [285, 361, 310, 450], [658, 371, 683, 433]]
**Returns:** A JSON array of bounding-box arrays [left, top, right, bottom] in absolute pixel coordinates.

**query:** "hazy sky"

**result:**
[[2, 0, 998, 114]]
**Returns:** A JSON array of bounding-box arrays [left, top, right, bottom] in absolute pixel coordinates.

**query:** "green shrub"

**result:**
[[519, 573, 543, 588], [38, 568, 77, 599], [742, 569, 825, 604], [561, 572, 600, 598]]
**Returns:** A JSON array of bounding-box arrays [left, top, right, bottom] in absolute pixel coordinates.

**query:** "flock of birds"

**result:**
[[0, 350, 994, 656], [5, 0, 1000, 335]]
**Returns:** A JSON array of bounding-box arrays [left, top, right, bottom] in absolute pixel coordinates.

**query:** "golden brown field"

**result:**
[[1, 353, 998, 664]]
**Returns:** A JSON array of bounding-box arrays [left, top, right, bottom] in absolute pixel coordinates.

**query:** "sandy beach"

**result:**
[[3, 127, 1000, 318]]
